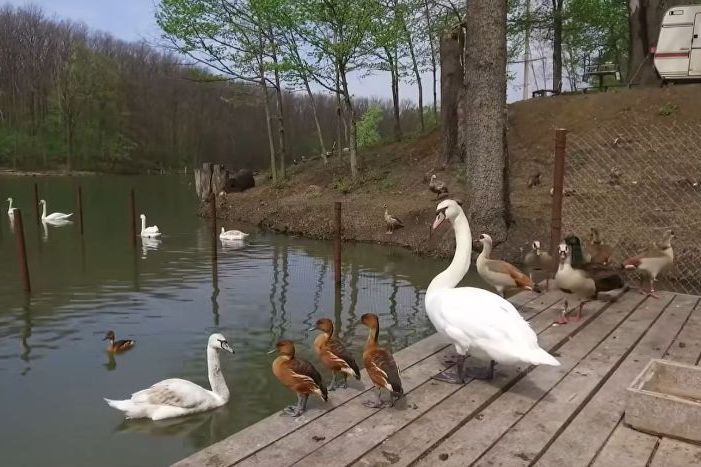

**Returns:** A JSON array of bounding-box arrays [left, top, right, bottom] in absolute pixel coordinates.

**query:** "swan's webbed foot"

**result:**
[[463, 360, 496, 380], [432, 355, 467, 384], [442, 352, 459, 367]]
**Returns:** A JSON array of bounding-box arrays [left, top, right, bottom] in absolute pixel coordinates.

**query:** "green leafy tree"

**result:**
[[356, 105, 383, 147]]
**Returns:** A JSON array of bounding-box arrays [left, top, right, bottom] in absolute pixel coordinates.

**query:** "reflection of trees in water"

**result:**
[[268, 243, 279, 347], [268, 243, 290, 345], [303, 256, 328, 336]]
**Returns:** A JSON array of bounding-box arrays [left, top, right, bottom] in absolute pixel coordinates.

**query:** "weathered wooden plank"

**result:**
[[591, 424, 658, 467], [508, 289, 540, 308], [411, 291, 648, 467], [294, 292, 613, 466], [351, 294, 623, 467], [519, 289, 565, 318], [649, 438, 701, 467], [173, 333, 447, 467], [663, 298, 701, 364], [535, 293, 697, 467]]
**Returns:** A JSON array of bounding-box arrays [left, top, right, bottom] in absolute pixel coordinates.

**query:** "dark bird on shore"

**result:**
[[429, 174, 449, 198], [103, 330, 136, 353], [271, 340, 328, 417], [360, 313, 403, 408], [527, 172, 542, 188], [310, 318, 360, 390]]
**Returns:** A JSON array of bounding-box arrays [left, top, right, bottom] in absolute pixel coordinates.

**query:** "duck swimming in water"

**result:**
[[103, 330, 136, 353]]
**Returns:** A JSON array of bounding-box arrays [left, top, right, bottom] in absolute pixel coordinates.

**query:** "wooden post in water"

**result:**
[[129, 189, 137, 248], [550, 128, 567, 263], [211, 196, 217, 261], [76, 185, 84, 236], [33, 183, 40, 225], [14, 209, 31, 293], [334, 201, 342, 289]]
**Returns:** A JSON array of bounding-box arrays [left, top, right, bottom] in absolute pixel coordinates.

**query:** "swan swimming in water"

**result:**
[[424, 200, 559, 383], [104, 333, 234, 420], [219, 227, 248, 241], [7, 197, 14, 216], [39, 199, 73, 222], [139, 214, 161, 238]]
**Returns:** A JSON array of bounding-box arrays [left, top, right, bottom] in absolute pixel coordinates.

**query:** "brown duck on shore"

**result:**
[[271, 340, 328, 417], [103, 331, 136, 353], [623, 229, 674, 298], [360, 313, 403, 408], [311, 318, 360, 390], [585, 228, 614, 265], [383, 204, 404, 234], [429, 174, 449, 198]]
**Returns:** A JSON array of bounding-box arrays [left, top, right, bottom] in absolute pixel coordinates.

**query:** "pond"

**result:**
[[0, 174, 484, 466]]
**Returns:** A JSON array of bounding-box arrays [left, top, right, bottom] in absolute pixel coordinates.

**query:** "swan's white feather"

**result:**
[[220, 228, 248, 240]]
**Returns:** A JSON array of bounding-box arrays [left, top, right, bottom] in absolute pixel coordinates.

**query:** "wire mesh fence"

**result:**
[[561, 121, 701, 295]]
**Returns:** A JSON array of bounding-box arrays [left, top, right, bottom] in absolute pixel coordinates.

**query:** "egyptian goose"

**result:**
[[623, 229, 674, 298], [425, 200, 559, 383], [310, 318, 360, 390], [360, 313, 403, 407], [554, 236, 625, 324], [429, 174, 449, 198], [383, 204, 403, 234], [476, 234, 538, 297], [524, 240, 554, 289], [585, 228, 613, 265], [271, 340, 328, 417], [104, 333, 234, 420], [103, 330, 136, 353]]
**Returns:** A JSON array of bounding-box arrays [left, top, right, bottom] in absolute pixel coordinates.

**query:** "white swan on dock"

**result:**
[[219, 227, 248, 241], [39, 199, 73, 221], [424, 199, 559, 383], [104, 333, 234, 420], [140, 214, 161, 238]]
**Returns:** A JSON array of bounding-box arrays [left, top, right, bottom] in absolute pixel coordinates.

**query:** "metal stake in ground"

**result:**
[[13, 209, 31, 293]]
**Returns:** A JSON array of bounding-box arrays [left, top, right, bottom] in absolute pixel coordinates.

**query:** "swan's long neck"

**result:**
[[140, 216, 146, 233], [207, 347, 230, 402], [41, 202, 47, 219], [427, 211, 472, 293], [8, 198, 12, 211]]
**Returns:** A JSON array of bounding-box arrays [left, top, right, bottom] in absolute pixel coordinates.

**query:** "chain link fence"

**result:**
[[561, 121, 701, 295]]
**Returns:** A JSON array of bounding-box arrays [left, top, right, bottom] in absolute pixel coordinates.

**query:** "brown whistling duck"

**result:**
[[310, 318, 360, 390], [623, 229, 674, 298], [360, 313, 403, 408], [383, 204, 404, 234], [103, 330, 136, 353], [271, 340, 328, 417], [476, 234, 540, 297]]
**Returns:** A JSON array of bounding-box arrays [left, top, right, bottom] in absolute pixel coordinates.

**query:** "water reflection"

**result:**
[[141, 237, 162, 258]]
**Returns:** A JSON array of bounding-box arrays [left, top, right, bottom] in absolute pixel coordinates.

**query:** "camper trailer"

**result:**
[[653, 5, 701, 81]]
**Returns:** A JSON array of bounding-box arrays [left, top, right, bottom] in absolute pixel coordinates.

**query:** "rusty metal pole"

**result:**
[[550, 128, 567, 263], [334, 201, 342, 288], [33, 183, 40, 225], [129, 189, 137, 248], [76, 185, 84, 236], [211, 196, 217, 261], [14, 209, 31, 293]]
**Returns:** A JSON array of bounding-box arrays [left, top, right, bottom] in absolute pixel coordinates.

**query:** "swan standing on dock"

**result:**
[[425, 200, 559, 383], [139, 213, 161, 238], [219, 227, 249, 241], [104, 333, 234, 420], [39, 199, 73, 222]]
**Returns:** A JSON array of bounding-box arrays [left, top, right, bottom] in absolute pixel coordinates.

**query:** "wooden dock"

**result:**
[[175, 289, 701, 466]]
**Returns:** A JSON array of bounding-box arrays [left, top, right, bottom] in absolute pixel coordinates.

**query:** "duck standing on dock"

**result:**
[[524, 240, 554, 289], [310, 318, 360, 390], [383, 204, 404, 234], [429, 174, 449, 198], [271, 340, 328, 417], [476, 234, 538, 297], [554, 236, 625, 324], [623, 229, 674, 298], [360, 313, 403, 408], [425, 200, 559, 383], [103, 330, 136, 353]]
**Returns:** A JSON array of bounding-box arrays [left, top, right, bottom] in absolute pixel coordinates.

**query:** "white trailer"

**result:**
[[653, 5, 701, 81]]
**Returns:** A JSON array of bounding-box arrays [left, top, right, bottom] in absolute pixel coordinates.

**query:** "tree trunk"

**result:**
[[269, 33, 287, 179], [463, 0, 509, 241], [335, 65, 343, 159], [440, 29, 462, 166], [258, 33, 277, 182], [339, 65, 358, 178], [423, 0, 438, 119], [628, 0, 676, 85], [387, 49, 402, 142], [403, 21, 424, 132], [552, 0, 564, 92], [302, 75, 327, 162]]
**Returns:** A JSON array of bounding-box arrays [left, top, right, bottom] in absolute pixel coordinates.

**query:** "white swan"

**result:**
[[219, 227, 248, 241], [424, 200, 559, 383], [104, 333, 234, 420], [7, 197, 14, 216], [39, 199, 73, 221], [140, 214, 161, 238]]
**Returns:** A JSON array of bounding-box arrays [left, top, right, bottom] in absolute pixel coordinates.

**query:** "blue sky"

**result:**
[[5, 0, 532, 103]]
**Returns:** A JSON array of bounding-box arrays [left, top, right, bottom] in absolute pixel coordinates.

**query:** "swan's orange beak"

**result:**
[[431, 212, 446, 230]]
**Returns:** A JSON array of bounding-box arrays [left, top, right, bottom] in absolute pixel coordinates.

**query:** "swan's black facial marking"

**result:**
[[435, 206, 448, 216]]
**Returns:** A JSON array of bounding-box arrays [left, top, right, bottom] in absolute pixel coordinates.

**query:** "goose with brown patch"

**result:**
[[360, 313, 403, 408], [429, 174, 449, 198], [271, 340, 328, 417], [477, 234, 538, 297], [103, 330, 136, 353], [383, 204, 403, 234], [585, 228, 614, 265], [523, 240, 554, 289], [310, 318, 360, 390], [623, 229, 674, 298]]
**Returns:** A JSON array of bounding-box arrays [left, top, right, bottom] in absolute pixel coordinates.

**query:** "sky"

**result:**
[[5, 0, 536, 103]]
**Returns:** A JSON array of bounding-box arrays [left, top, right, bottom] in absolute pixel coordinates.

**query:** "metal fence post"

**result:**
[[550, 128, 567, 263], [334, 201, 342, 288]]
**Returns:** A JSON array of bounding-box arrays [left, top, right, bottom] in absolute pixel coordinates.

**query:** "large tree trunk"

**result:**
[[339, 65, 358, 178], [302, 75, 327, 162], [261, 81, 277, 182], [387, 50, 402, 142], [628, 1, 680, 85], [463, 0, 509, 241], [423, 0, 438, 119], [440, 29, 462, 166], [269, 33, 287, 179], [552, 0, 564, 92], [403, 21, 424, 132]]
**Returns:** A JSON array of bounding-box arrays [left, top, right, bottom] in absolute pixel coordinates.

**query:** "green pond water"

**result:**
[[0, 174, 483, 466]]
